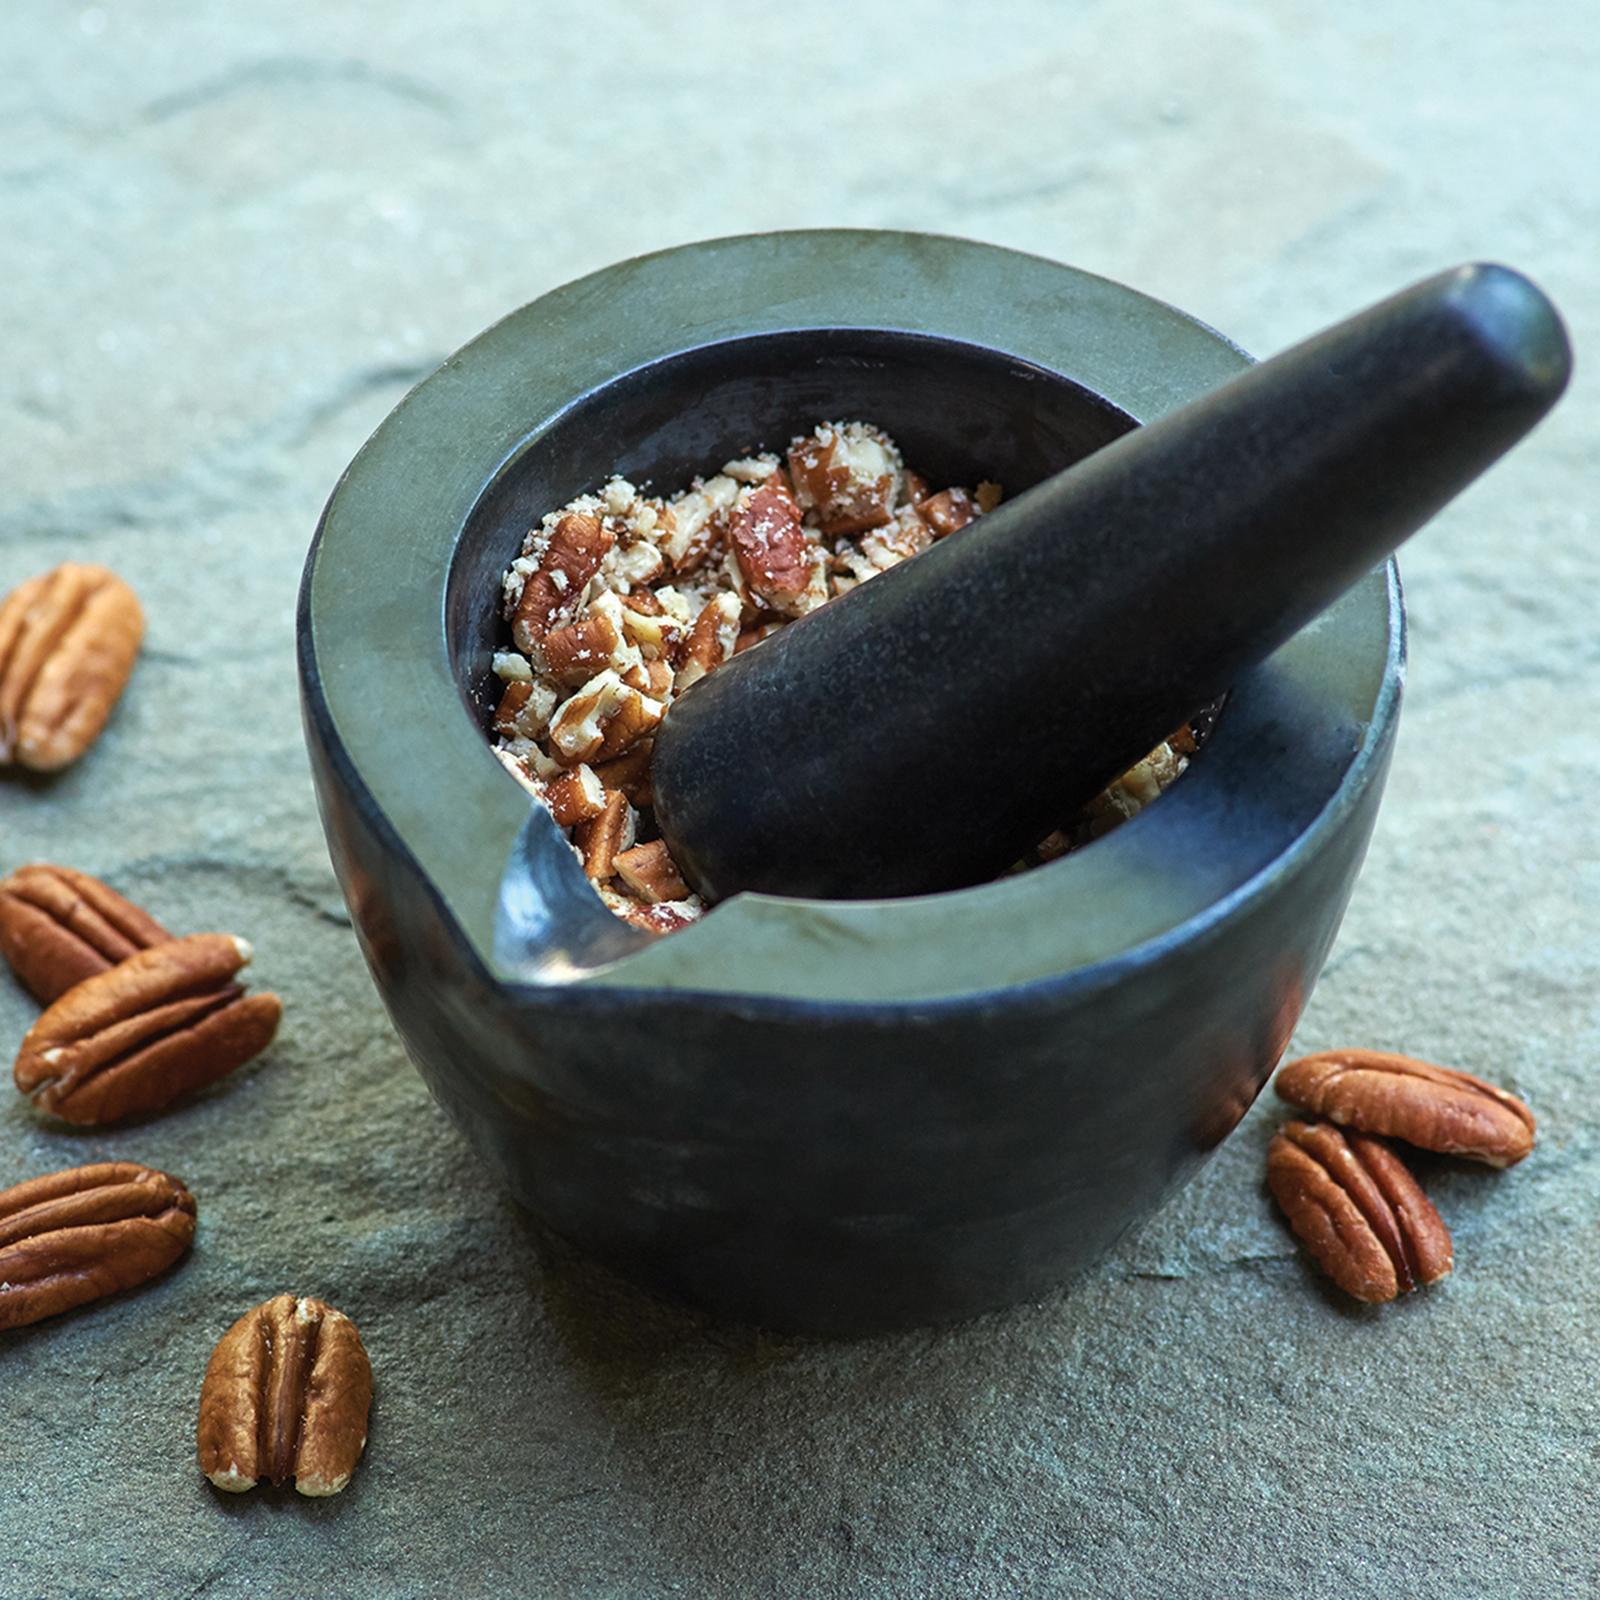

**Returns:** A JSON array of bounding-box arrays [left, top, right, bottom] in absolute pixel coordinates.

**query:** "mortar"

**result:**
[[297, 231, 1405, 1334]]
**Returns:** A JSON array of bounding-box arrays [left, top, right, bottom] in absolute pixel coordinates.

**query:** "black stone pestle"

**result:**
[[651, 263, 1571, 904]]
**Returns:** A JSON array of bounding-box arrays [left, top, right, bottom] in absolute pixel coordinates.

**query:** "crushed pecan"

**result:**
[[488, 420, 1189, 935], [0, 1162, 196, 1330], [730, 483, 818, 613], [572, 790, 633, 881], [0, 863, 171, 1004], [0, 563, 144, 772], [197, 1294, 372, 1496], [13, 932, 283, 1125], [511, 512, 614, 652], [613, 840, 690, 904], [1267, 1120, 1453, 1303], [1276, 1049, 1535, 1167]]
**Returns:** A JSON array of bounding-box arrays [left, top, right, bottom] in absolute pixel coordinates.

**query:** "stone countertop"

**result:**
[[3, 3, 1596, 1596]]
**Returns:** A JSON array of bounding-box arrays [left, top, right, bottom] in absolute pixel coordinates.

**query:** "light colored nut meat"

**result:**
[[975, 481, 1003, 514], [613, 840, 691, 904], [0, 864, 172, 1004], [544, 765, 606, 827], [786, 423, 900, 535], [547, 671, 626, 765], [13, 932, 283, 1126], [917, 487, 978, 538], [510, 513, 614, 652], [676, 593, 743, 691], [1276, 1049, 1536, 1167], [539, 592, 640, 684], [0, 563, 144, 772], [616, 899, 701, 935], [593, 686, 664, 761], [623, 659, 674, 700], [196, 1294, 372, 1497], [1267, 1120, 1452, 1303], [572, 791, 633, 881], [0, 1161, 196, 1330]]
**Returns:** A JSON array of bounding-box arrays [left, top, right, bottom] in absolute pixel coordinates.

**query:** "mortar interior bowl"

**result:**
[[298, 230, 1404, 1335]]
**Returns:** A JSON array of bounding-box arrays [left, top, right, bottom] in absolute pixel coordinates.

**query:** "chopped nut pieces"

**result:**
[[0, 1162, 196, 1330], [197, 1294, 372, 1497], [13, 932, 283, 1125], [1276, 1048, 1536, 1167], [0, 563, 144, 772], [491, 420, 1198, 933], [1267, 1120, 1453, 1303], [0, 863, 171, 1004]]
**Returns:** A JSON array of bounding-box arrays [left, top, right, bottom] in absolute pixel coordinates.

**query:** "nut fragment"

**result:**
[[1276, 1049, 1536, 1168], [510, 512, 615, 652], [787, 422, 901, 535], [730, 483, 817, 612], [0, 563, 144, 771], [613, 840, 691, 904], [916, 487, 978, 538], [0, 864, 171, 1004], [572, 790, 632, 881], [1267, 1120, 1453, 1303], [197, 1294, 372, 1497], [676, 593, 743, 691], [0, 1162, 196, 1330], [13, 932, 283, 1125]]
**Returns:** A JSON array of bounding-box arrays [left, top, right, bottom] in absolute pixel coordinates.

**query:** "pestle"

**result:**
[[650, 263, 1571, 903]]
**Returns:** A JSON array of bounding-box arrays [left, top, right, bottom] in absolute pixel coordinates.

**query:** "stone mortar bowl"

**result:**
[[297, 230, 1403, 1336]]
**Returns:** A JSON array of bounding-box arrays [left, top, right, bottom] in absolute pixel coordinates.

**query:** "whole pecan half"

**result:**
[[197, 1294, 373, 1496], [1276, 1048, 1535, 1167], [1267, 1120, 1453, 1303], [13, 932, 282, 1125], [0, 863, 171, 1004], [0, 563, 144, 771], [0, 1161, 196, 1331]]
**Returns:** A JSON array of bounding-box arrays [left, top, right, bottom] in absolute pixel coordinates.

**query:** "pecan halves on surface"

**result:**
[[0, 1162, 196, 1331], [0, 863, 172, 1004], [1276, 1049, 1535, 1167], [197, 1294, 372, 1497], [1267, 1120, 1453, 1303], [0, 563, 144, 771], [13, 932, 282, 1125]]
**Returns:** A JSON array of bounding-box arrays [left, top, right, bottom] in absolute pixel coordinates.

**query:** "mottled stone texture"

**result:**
[[2, 3, 1596, 1596]]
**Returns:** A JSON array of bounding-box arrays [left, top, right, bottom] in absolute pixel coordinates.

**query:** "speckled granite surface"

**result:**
[[3, 4, 1596, 1596]]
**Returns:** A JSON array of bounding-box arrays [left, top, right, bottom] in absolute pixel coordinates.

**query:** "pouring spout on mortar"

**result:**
[[650, 263, 1571, 904]]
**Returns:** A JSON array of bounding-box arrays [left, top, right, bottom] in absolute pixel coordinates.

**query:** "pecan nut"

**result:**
[[1276, 1048, 1535, 1167], [0, 863, 172, 1004], [197, 1294, 372, 1496], [510, 512, 615, 653], [1267, 1120, 1453, 1302], [13, 932, 283, 1125], [0, 1161, 196, 1330], [0, 563, 144, 771]]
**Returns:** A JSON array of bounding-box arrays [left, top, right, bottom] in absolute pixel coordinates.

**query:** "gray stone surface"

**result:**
[[2, 2, 1595, 1595]]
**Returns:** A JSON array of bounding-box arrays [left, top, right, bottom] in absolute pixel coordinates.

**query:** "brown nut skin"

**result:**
[[0, 863, 172, 1004], [1276, 1048, 1535, 1167], [0, 563, 144, 772], [13, 932, 282, 1126], [0, 1162, 196, 1331], [197, 1294, 373, 1497], [1267, 1120, 1453, 1303]]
